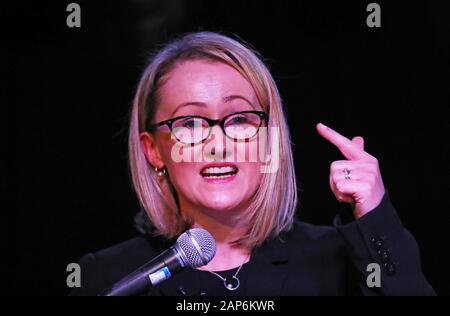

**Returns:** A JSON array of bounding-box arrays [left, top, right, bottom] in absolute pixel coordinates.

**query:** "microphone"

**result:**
[[102, 228, 216, 296]]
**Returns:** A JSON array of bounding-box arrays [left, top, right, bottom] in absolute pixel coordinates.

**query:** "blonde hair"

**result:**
[[129, 32, 298, 248]]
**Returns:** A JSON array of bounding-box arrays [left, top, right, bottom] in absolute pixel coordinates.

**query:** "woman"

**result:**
[[71, 32, 435, 296]]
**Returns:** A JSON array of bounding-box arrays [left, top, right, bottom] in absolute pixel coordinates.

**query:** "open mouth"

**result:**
[[200, 165, 239, 179]]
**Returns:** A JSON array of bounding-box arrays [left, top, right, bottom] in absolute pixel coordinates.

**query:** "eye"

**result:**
[[182, 119, 197, 128], [175, 117, 208, 129], [228, 115, 249, 125]]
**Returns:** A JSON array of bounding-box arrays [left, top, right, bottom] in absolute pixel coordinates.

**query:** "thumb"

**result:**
[[352, 136, 364, 150]]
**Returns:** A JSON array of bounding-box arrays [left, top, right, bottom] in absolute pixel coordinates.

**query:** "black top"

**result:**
[[70, 192, 436, 296], [175, 263, 251, 296]]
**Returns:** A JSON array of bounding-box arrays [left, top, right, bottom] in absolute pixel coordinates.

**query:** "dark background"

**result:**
[[5, 1, 449, 295]]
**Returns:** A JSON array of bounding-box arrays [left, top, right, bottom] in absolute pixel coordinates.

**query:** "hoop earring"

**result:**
[[154, 167, 167, 177]]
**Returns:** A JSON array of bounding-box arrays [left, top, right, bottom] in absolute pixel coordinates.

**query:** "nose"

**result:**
[[203, 125, 232, 160]]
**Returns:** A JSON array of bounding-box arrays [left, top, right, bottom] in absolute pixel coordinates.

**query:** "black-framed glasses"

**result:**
[[148, 110, 269, 145]]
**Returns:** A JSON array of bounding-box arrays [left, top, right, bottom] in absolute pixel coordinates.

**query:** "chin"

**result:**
[[200, 196, 245, 213]]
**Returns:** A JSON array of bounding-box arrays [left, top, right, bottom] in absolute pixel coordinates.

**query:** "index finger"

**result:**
[[316, 123, 369, 160]]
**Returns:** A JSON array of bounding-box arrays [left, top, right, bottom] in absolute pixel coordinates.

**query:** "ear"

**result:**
[[140, 132, 165, 169]]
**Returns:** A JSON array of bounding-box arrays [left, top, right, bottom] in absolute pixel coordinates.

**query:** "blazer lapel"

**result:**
[[246, 236, 289, 295]]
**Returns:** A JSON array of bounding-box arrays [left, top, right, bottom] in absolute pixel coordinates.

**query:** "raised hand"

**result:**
[[316, 123, 385, 219]]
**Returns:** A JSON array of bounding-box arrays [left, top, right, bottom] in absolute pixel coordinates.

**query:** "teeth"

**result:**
[[202, 166, 236, 175], [203, 174, 234, 179]]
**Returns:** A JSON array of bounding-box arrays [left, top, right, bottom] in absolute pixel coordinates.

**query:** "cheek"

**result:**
[[243, 162, 264, 187], [158, 141, 203, 194], [235, 141, 264, 185], [160, 145, 197, 178], [234, 139, 262, 163]]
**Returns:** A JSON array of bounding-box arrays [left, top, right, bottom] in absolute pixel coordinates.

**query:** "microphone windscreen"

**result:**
[[176, 228, 216, 268]]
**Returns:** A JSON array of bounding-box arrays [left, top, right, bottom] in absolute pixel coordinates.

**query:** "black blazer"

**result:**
[[70, 192, 435, 296]]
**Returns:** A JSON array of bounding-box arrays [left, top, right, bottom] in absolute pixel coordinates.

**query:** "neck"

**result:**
[[197, 240, 251, 272], [192, 219, 251, 271], [180, 201, 252, 271]]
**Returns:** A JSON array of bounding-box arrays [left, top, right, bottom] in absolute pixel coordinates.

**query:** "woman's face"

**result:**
[[141, 59, 265, 218]]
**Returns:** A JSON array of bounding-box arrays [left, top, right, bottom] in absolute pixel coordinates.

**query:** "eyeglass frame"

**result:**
[[147, 110, 269, 144]]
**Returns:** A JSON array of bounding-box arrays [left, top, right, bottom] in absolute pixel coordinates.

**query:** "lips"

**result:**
[[200, 163, 239, 179]]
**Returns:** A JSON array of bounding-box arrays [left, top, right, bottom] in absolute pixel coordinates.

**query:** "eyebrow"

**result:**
[[171, 94, 255, 117]]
